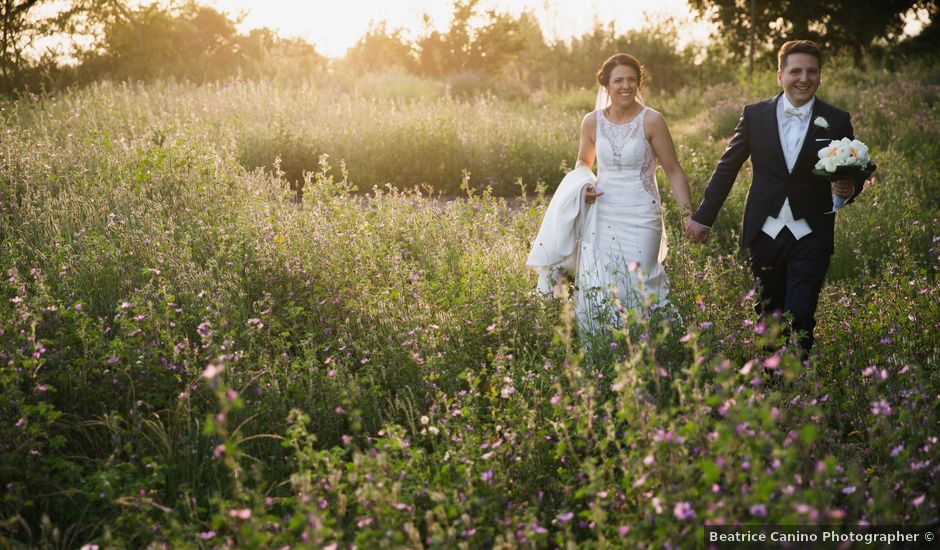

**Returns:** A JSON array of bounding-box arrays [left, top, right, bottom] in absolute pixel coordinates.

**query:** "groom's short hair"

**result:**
[[778, 40, 823, 70]]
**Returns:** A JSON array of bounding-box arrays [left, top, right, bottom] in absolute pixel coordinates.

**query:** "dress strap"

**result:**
[[594, 108, 604, 142]]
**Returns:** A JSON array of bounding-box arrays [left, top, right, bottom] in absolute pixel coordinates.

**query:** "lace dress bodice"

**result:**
[[595, 107, 660, 201]]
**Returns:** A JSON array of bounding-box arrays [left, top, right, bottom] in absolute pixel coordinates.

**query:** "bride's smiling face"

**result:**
[[607, 65, 640, 108]]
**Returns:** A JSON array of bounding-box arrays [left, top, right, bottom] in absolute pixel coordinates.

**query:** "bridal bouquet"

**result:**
[[812, 138, 876, 180]]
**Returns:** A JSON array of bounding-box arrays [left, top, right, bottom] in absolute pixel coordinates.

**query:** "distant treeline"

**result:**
[[1, 0, 937, 96], [2, 0, 327, 95]]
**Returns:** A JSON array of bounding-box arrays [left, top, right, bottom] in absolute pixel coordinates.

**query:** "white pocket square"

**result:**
[[814, 138, 830, 142]]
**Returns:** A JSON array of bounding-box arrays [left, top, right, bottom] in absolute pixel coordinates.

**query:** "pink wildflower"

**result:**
[[673, 501, 696, 520], [229, 508, 251, 519]]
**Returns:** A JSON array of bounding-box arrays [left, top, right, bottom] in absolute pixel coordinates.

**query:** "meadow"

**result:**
[[0, 61, 938, 548]]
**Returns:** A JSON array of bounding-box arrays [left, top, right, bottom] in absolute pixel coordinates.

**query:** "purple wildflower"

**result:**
[[673, 501, 696, 520]]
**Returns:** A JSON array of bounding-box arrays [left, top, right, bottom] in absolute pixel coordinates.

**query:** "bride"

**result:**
[[528, 53, 695, 335]]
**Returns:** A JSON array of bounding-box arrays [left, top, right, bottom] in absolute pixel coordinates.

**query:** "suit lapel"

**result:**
[[762, 94, 788, 172], [792, 98, 826, 173]]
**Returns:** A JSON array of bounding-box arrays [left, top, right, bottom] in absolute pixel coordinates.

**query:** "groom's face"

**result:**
[[777, 53, 821, 108]]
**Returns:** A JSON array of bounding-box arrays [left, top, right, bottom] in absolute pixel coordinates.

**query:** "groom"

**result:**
[[686, 40, 866, 357]]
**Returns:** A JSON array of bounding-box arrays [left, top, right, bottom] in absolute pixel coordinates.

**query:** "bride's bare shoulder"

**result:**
[[644, 106, 665, 122], [643, 107, 671, 129], [581, 110, 598, 131]]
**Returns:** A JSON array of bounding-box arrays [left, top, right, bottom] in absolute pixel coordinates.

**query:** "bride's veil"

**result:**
[[595, 87, 610, 112]]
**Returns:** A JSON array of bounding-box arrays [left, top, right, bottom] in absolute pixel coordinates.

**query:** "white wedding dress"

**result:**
[[575, 107, 669, 334]]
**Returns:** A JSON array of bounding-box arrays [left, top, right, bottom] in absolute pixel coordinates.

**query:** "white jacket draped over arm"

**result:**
[[525, 166, 598, 295]]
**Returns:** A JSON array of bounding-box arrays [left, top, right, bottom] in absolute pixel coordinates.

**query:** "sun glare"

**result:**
[[204, 0, 712, 58]]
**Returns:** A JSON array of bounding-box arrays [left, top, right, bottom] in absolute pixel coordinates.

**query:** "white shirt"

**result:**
[[761, 95, 814, 240]]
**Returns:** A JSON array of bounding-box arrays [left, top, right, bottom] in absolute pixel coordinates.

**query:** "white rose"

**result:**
[[849, 139, 869, 164], [833, 145, 852, 162], [822, 157, 840, 173], [817, 145, 837, 160], [813, 116, 829, 129]]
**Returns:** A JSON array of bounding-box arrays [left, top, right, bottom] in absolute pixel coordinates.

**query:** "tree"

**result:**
[[500, 10, 550, 87], [72, 1, 324, 84], [608, 17, 701, 93], [466, 8, 529, 76], [414, 0, 475, 77], [539, 17, 702, 92], [344, 20, 416, 73], [688, 0, 937, 64], [892, 2, 940, 60], [414, 0, 529, 78], [0, 0, 64, 93]]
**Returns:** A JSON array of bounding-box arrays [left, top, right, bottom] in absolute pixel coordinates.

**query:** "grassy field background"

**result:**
[[1, 62, 938, 547]]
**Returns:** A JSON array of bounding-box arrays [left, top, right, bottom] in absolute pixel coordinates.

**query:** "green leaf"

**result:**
[[799, 424, 818, 445], [700, 459, 721, 484]]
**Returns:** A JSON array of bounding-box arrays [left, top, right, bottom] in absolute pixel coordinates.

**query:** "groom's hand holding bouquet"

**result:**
[[812, 136, 876, 210]]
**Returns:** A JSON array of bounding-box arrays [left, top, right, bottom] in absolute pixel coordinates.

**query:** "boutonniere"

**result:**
[[813, 116, 830, 134]]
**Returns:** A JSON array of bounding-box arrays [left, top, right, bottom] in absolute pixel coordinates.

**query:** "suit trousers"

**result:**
[[749, 229, 831, 354]]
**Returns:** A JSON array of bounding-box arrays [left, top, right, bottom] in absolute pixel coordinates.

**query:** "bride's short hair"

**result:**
[[597, 54, 645, 88]]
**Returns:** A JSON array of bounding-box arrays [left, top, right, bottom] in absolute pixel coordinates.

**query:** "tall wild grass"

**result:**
[[0, 63, 938, 547]]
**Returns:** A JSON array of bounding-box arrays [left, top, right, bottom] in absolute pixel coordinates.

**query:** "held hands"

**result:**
[[684, 217, 710, 243], [831, 178, 854, 199]]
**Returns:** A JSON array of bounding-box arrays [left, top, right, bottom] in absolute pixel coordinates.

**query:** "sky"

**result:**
[[202, 0, 716, 58]]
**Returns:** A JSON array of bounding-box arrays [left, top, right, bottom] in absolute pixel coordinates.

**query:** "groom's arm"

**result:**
[[692, 106, 752, 228]]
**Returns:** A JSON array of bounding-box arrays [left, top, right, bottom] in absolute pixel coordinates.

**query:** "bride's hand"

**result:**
[[585, 186, 604, 204], [684, 217, 710, 243]]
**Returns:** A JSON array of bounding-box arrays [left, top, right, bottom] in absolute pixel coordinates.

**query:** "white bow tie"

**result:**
[[784, 106, 808, 119]]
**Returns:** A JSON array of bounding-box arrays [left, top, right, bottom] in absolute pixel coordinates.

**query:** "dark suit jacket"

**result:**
[[692, 93, 865, 254]]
